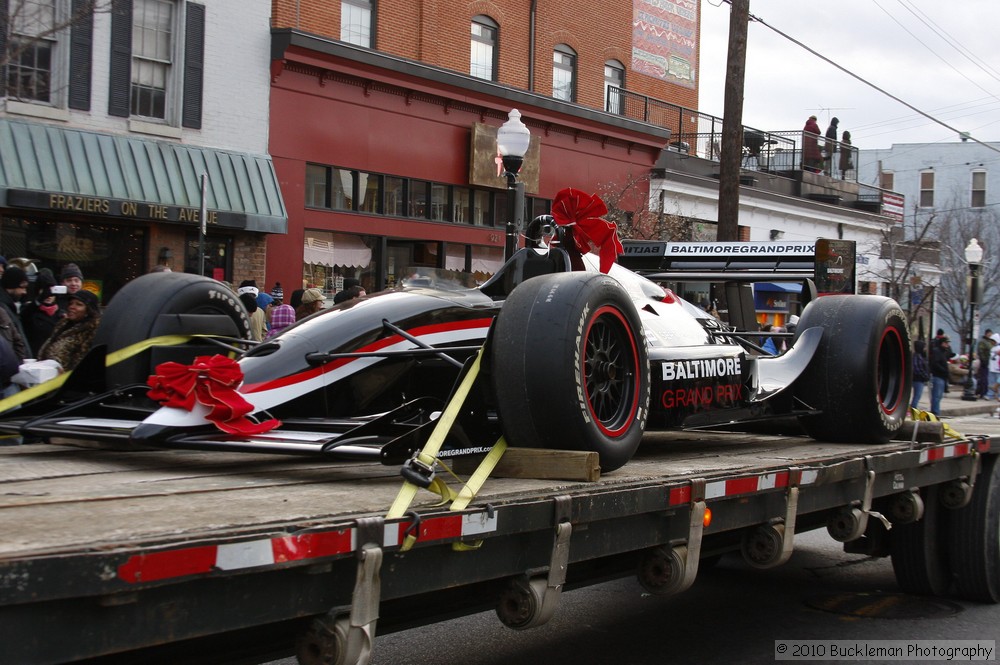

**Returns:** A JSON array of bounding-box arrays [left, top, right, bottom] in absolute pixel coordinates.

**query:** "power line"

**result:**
[[871, 0, 1000, 102], [745, 11, 1000, 155], [895, 0, 1000, 84]]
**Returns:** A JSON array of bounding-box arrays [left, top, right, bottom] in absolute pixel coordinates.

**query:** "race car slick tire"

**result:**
[[94, 272, 252, 387], [793, 295, 909, 443], [491, 272, 649, 472]]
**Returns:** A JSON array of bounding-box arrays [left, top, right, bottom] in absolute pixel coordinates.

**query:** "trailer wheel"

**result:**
[[891, 485, 952, 596], [793, 295, 910, 443], [491, 272, 649, 472], [947, 454, 1000, 602], [94, 272, 252, 386]]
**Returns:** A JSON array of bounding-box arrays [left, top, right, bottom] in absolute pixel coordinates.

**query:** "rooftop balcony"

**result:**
[[606, 87, 894, 216]]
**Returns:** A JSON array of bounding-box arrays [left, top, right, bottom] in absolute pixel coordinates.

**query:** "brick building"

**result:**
[[267, 0, 697, 294]]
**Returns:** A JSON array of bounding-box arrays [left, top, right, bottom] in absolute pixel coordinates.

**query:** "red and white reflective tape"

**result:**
[[116, 511, 501, 584], [668, 469, 819, 507], [383, 511, 499, 548], [117, 528, 356, 583], [919, 442, 972, 464]]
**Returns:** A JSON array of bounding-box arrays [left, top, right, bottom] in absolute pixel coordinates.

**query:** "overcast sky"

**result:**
[[697, 0, 1000, 150]]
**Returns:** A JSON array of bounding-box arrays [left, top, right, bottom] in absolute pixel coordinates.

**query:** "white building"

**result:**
[[1, 0, 285, 299], [858, 139, 1000, 344]]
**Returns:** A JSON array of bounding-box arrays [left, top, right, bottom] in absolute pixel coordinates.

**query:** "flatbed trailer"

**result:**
[[2, 421, 999, 665]]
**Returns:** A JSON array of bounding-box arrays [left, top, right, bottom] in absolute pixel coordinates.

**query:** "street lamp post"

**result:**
[[962, 238, 984, 401], [497, 109, 531, 260]]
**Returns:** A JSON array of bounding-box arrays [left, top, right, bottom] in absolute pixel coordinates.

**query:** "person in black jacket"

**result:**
[[929, 336, 954, 416], [910, 339, 930, 409]]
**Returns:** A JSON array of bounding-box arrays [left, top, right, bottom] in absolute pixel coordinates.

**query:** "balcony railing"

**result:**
[[606, 86, 859, 183]]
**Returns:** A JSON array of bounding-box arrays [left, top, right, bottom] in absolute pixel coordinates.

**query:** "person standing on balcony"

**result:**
[[802, 115, 823, 173], [839, 130, 853, 178], [824, 117, 839, 175]]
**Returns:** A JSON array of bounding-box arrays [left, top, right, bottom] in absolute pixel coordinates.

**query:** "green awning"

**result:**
[[0, 118, 287, 233]]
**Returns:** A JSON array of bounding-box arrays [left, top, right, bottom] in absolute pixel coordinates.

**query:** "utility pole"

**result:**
[[717, 0, 749, 241]]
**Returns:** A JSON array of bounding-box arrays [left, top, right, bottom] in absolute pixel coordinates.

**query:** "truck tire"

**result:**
[[491, 272, 649, 472], [793, 295, 909, 443], [94, 272, 252, 387], [947, 454, 1000, 602], [890, 485, 951, 596]]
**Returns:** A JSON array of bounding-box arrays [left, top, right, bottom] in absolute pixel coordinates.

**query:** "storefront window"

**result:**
[[409, 180, 429, 219], [305, 164, 328, 208], [303, 230, 375, 296], [472, 190, 491, 226], [0, 216, 145, 303], [430, 183, 448, 221], [332, 168, 354, 210], [453, 187, 471, 224], [185, 234, 232, 282], [358, 172, 381, 213], [385, 177, 404, 216]]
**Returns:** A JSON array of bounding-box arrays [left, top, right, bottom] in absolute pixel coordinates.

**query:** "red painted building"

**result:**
[[268, 0, 697, 295]]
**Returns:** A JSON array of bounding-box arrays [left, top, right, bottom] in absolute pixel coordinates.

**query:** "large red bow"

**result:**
[[147, 355, 281, 435], [551, 188, 623, 273]]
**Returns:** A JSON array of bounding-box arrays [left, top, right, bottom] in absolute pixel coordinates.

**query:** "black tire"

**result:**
[[947, 454, 1000, 602], [491, 272, 649, 472], [94, 272, 252, 386], [891, 485, 952, 596], [793, 295, 910, 443]]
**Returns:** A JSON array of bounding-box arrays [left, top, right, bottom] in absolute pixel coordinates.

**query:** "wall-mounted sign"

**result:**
[[469, 122, 541, 193], [6, 189, 243, 227]]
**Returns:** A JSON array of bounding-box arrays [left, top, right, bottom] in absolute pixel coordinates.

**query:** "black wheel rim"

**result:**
[[583, 306, 640, 437]]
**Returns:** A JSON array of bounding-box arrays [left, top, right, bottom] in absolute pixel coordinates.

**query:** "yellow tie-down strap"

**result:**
[[909, 406, 964, 440], [385, 347, 508, 552], [0, 334, 211, 414]]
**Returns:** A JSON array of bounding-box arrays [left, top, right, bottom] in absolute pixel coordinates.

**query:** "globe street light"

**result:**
[[497, 109, 531, 259], [961, 238, 983, 401]]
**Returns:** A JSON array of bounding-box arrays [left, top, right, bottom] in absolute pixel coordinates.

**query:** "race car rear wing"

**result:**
[[618, 239, 857, 331], [618, 240, 816, 281]]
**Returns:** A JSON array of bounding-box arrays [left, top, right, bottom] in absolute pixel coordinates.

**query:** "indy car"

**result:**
[[0, 190, 910, 472]]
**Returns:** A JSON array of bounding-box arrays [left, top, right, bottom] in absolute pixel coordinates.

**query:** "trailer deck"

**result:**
[[0, 422, 995, 664]]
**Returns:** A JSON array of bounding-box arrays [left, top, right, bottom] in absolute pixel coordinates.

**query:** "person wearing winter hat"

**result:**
[[236, 280, 266, 340], [786, 314, 800, 335], [0, 266, 31, 360], [296, 287, 326, 320], [255, 291, 274, 336], [266, 304, 296, 339], [60, 263, 84, 294], [38, 289, 100, 372], [20, 270, 63, 355], [289, 288, 305, 309], [270, 282, 284, 304]]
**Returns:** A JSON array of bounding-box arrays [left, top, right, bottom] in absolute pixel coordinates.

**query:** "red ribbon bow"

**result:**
[[551, 188, 624, 274], [147, 355, 281, 435]]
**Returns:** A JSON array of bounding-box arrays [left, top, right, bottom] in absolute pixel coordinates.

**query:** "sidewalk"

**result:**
[[924, 386, 998, 418]]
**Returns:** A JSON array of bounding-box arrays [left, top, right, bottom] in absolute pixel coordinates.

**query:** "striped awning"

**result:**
[[0, 118, 287, 233]]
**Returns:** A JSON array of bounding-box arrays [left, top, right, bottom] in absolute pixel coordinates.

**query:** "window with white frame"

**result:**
[[972, 170, 986, 208], [919, 171, 934, 208], [131, 0, 174, 119], [5, 0, 59, 103], [604, 60, 624, 114], [341, 0, 374, 48], [470, 16, 497, 81], [552, 44, 576, 102]]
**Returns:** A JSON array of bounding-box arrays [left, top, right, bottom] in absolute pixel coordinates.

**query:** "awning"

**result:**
[[303, 233, 372, 268], [0, 118, 287, 233], [755, 282, 802, 293]]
